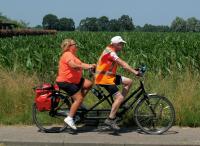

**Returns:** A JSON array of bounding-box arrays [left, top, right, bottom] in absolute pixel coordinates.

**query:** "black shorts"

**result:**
[[100, 75, 122, 96], [56, 78, 84, 96]]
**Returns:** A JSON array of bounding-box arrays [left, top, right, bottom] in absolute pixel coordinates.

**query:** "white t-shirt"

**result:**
[[110, 52, 119, 61]]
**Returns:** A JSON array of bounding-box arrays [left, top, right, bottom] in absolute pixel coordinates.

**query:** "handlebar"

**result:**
[[137, 65, 147, 77], [88, 65, 147, 77], [88, 67, 96, 77]]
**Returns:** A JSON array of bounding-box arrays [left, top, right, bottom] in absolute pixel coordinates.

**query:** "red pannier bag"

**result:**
[[34, 83, 54, 111]]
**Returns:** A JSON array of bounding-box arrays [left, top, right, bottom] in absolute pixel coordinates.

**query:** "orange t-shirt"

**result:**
[[56, 52, 82, 84]]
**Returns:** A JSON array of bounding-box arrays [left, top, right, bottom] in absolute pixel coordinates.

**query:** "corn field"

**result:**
[[0, 32, 200, 80]]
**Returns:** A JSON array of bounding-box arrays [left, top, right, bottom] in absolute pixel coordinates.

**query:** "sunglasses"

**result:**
[[116, 43, 124, 46], [69, 43, 77, 47]]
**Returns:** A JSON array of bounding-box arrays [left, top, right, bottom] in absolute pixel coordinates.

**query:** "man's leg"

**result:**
[[104, 92, 124, 130], [102, 84, 124, 130], [121, 76, 133, 97], [109, 92, 124, 119]]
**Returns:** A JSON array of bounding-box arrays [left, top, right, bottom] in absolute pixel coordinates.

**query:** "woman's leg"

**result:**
[[81, 78, 93, 97], [64, 90, 83, 130], [68, 91, 84, 117]]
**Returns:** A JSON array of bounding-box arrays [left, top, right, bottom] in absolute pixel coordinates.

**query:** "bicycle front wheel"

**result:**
[[134, 94, 175, 134], [32, 97, 71, 133]]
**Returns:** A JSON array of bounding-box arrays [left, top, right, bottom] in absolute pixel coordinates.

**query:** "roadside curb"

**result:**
[[1, 141, 200, 146]]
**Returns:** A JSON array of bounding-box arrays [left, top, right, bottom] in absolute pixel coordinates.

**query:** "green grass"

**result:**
[[145, 70, 200, 127], [0, 67, 39, 125], [0, 67, 200, 126]]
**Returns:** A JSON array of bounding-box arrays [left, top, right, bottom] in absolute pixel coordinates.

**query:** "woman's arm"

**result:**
[[68, 60, 95, 70]]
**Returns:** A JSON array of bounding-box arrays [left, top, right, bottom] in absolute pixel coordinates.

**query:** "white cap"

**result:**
[[111, 36, 126, 44]]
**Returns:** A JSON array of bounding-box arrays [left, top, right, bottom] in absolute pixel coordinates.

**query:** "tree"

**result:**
[[142, 24, 170, 32], [195, 21, 200, 32], [118, 15, 134, 31], [18, 20, 29, 28], [0, 12, 7, 22], [171, 17, 186, 32], [78, 17, 99, 31], [135, 25, 143, 32], [97, 16, 109, 31], [78, 19, 86, 31], [0, 12, 28, 28], [143, 24, 154, 32], [34, 25, 43, 29], [58, 17, 75, 31], [108, 19, 121, 32], [42, 14, 59, 30], [186, 17, 200, 32], [158, 25, 170, 32]]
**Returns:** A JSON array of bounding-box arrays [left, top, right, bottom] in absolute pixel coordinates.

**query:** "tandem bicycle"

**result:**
[[32, 66, 175, 134]]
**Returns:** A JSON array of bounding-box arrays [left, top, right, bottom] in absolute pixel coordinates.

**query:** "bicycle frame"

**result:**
[[51, 77, 149, 123], [74, 79, 149, 121]]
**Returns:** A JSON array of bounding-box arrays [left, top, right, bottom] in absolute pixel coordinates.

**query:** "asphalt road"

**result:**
[[0, 126, 200, 146]]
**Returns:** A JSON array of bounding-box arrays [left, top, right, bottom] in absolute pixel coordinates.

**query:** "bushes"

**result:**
[[0, 29, 57, 37]]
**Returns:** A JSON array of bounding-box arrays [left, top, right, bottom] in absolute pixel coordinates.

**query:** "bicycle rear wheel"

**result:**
[[134, 94, 175, 134], [32, 96, 71, 133]]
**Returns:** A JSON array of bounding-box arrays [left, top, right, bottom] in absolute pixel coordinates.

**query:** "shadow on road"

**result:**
[[36, 125, 178, 136]]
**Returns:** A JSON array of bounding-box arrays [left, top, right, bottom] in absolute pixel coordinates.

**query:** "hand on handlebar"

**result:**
[[89, 64, 96, 69], [135, 65, 146, 77], [135, 69, 142, 77], [88, 64, 96, 77]]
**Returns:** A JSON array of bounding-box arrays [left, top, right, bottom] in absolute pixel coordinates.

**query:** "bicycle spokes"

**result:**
[[134, 95, 175, 134]]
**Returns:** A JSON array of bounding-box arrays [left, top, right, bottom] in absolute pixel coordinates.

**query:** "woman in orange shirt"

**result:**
[[56, 39, 95, 130]]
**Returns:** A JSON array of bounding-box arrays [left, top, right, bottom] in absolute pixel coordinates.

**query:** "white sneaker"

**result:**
[[64, 116, 77, 130]]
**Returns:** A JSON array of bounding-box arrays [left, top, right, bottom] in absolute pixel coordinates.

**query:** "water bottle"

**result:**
[[91, 88, 103, 100]]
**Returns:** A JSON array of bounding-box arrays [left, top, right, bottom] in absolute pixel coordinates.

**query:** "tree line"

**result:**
[[41, 14, 200, 32], [40, 14, 135, 32], [1, 12, 200, 32]]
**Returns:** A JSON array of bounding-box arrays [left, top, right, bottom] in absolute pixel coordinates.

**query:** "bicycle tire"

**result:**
[[32, 94, 71, 133], [134, 94, 175, 134]]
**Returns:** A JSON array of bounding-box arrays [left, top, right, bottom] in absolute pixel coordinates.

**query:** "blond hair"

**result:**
[[60, 39, 76, 54]]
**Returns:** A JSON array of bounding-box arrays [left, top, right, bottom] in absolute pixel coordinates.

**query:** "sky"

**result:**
[[0, 0, 200, 27]]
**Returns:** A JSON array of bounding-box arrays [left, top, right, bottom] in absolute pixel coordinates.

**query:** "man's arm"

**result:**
[[115, 58, 139, 75]]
